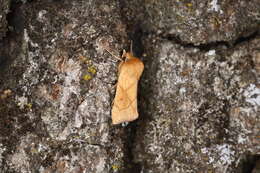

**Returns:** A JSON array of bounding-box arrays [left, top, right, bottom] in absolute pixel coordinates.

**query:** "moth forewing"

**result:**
[[112, 52, 144, 124]]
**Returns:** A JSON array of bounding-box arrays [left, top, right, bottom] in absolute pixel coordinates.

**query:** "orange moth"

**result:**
[[107, 49, 144, 124]]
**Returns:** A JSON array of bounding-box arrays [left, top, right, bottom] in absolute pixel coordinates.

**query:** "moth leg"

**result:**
[[104, 48, 123, 62], [111, 81, 118, 106], [112, 82, 117, 89], [112, 97, 115, 106]]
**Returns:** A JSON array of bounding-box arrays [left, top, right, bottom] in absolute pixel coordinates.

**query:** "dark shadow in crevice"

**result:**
[[119, 26, 144, 173], [233, 31, 259, 46], [118, 2, 147, 172], [164, 33, 230, 51], [240, 154, 260, 173], [128, 23, 144, 58], [0, 0, 24, 70], [121, 125, 142, 173], [161, 30, 259, 52], [0, 3, 28, 172], [7, 1, 25, 35]]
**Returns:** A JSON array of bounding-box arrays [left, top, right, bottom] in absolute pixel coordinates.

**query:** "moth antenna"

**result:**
[[130, 40, 133, 55], [104, 48, 123, 62]]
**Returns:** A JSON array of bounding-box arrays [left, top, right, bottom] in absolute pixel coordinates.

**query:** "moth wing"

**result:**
[[112, 65, 139, 124]]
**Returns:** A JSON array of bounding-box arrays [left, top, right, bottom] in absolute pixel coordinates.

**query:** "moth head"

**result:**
[[122, 49, 135, 61]]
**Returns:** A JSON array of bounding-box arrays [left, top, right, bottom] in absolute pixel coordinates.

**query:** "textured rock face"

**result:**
[[0, 0, 259, 173], [0, 0, 127, 172], [123, 0, 260, 45], [134, 37, 260, 173], [0, 0, 10, 40]]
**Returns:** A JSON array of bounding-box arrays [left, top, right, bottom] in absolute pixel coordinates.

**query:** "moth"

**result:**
[[110, 50, 144, 124]]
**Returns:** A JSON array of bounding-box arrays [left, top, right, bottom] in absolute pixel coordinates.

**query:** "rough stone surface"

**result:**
[[123, 0, 260, 45], [0, 0, 10, 40], [0, 0, 128, 172], [0, 0, 259, 173], [133, 36, 260, 173]]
